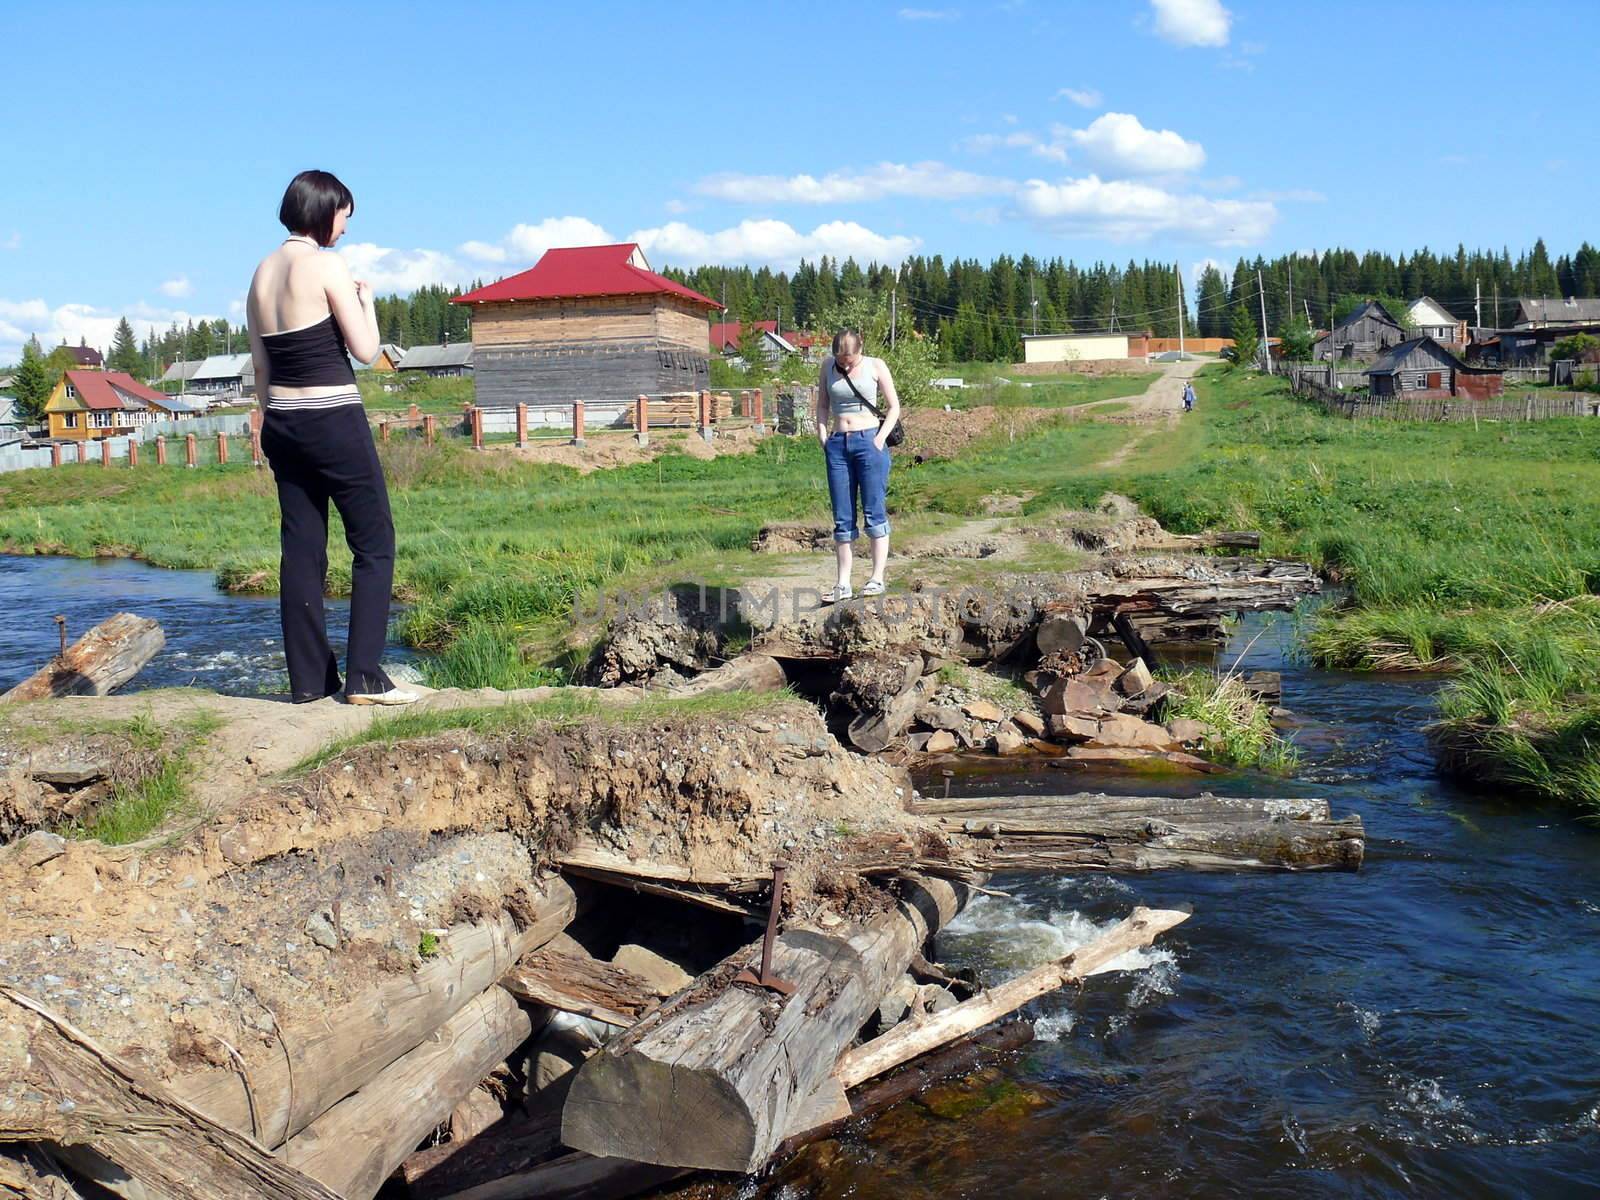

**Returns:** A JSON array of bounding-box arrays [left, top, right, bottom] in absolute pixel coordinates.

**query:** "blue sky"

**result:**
[[1, 0, 1593, 363]]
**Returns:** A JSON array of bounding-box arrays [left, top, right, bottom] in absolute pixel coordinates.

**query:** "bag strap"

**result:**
[[836, 360, 885, 421]]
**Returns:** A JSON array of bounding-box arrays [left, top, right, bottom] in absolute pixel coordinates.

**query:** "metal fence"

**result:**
[[0, 413, 254, 476]]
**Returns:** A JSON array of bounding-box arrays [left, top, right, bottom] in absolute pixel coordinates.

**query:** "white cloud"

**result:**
[[898, 7, 957, 18], [695, 161, 1011, 204], [663, 198, 691, 215], [460, 216, 615, 266], [1147, 0, 1231, 47], [1066, 112, 1205, 173], [1015, 175, 1274, 245], [0, 298, 218, 367], [160, 276, 193, 298], [1, 232, 19, 251], [338, 243, 471, 292], [630, 219, 920, 269], [1056, 87, 1103, 109]]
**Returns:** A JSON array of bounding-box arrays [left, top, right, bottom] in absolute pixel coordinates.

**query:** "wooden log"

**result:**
[[922, 792, 1364, 873], [501, 948, 655, 1028], [0, 615, 164, 704], [558, 863, 755, 918], [835, 906, 1191, 1087], [0, 989, 340, 1200], [834, 652, 927, 754], [670, 653, 786, 699], [0, 1146, 84, 1200], [561, 875, 969, 1172], [1088, 558, 1320, 628], [401, 1108, 564, 1199], [174, 877, 576, 1145], [279, 987, 533, 1200]]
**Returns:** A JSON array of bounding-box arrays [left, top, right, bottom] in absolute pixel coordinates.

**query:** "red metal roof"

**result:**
[[65, 369, 169, 411], [452, 243, 720, 309], [709, 320, 779, 348]]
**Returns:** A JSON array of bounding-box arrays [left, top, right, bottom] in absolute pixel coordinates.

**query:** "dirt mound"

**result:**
[[750, 523, 833, 554], [899, 405, 1057, 463], [502, 425, 764, 475]]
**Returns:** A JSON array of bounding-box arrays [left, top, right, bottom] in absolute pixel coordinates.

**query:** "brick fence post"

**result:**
[[50, 443, 61, 467], [128, 440, 139, 468], [635, 395, 649, 446], [101, 439, 112, 467], [216, 431, 229, 466], [471, 406, 484, 451], [380, 421, 390, 443], [185, 433, 197, 468], [698, 389, 714, 442], [516, 403, 528, 449], [752, 387, 765, 433], [423, 415, 437, 445], [155, 435, 167, 466], [251, 431, 264, 468], [408, 403, 420, 421], [572, 400, 586, 447], [75, 441, 86, 464]]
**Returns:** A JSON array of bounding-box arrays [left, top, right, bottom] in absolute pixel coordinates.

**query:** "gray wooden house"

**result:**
[[1364, 337, 1504, 399], [452, 244, 718, 409], [395, 343, 474, 378], [1314, 300, 1406, 362]]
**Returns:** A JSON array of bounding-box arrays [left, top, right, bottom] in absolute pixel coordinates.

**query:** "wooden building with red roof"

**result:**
[[452, 243, 719, 409], [44, 370, 201, 441]]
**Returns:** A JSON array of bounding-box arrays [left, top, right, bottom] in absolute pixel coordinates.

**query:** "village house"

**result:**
[[1364, 337, 1505, 399], [0, 394, 23, 434], [44, 369, 203, 440], [1404, 297, 1465, 344], [394, 343, 473, 378], [364, 344, 404, 372], [1489, 298, 1600, 366], [188, 353, 254, 399], [59, 342, 104, 369], [159, 359, 202, 388], [709, 320, 819, 366], [452, 243, 720, 408], [1021, 332, 1136, 363], [1314, 300, 1406, 361]]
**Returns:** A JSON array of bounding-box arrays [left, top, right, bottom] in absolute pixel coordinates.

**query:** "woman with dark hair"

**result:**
[[247, 169, 417, 705], [816, 328, 900, 602]]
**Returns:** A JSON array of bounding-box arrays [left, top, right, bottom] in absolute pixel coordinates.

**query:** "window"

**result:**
[[65, 383, 77, 400], [62, 412, 77, 429]]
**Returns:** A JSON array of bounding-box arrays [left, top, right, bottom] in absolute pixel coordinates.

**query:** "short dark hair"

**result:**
[[278, 170, 355, 247], [832, 328, 863, 355]]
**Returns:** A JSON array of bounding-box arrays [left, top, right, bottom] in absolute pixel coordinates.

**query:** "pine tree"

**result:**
[[12, 338, 53, 422], [109, 317, 141, 374], [1230, 303, 1260, 371]]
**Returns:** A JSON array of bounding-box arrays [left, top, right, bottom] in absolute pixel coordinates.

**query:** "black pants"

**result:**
[[260, 405, 395, 700]]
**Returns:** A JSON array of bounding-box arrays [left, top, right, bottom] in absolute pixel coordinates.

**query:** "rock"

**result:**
[[1011, 711, 1046, 737], [1082, 657, 1123, 683], [1035, 613, 1087, 658], [878, 976, 918, 1027], [29, 763, 107, 787], [906, 732, 934, 752], [450, 1085, 504, 1142], [955, 722, 984, 750], [915, 704, 966, 731], [917, 983, 959, 1014], [303, 909, 340, 951], [1040, 677, 1118, 718], [1239, 671, 1282, 702], [925, 730, 958, 753], [961, 699, 1004, 722], [992, 724, 1026, 756], [1167, 718, 1213, 744], [1122, 680, 1172, 716], [10, 830, 67, 869], [1048, 714, 1100, 741], [1090, 714, 1179, 750], [1026, 739, 1065, 755], [1117, 658, 1154, 697], [1056, 746, 1219, 773], [612, 944, 694, 997]]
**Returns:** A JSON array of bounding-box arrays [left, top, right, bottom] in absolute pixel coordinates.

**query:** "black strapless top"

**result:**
[[260, 315, 357, 387]]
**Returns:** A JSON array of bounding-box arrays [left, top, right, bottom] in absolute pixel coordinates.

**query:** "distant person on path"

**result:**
[[816, 329, 900, 602], [247, 170, 417, 706], [1182, 380, 1196, 412]]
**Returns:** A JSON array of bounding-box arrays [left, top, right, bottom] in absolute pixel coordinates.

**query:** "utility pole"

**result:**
[[890, 285, 897, 350], [1257, 269, 1272, 373], [1030, 276, 1038, 335], [1475, 278, 1482, 331], [1287, 257, 1294, 327], [1175, 262, 1186, 358]]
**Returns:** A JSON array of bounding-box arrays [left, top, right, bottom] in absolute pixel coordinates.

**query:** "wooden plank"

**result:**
[[0, 989, 340, 1200], [279, 987, 533, 1200], [173, 877, 576, 1146]]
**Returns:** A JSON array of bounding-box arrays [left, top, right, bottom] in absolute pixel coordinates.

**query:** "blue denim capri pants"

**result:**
[[824, 429, 891, 543]]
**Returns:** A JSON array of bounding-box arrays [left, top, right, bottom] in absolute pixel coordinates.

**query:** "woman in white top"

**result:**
[[816, 329, 900, 602]]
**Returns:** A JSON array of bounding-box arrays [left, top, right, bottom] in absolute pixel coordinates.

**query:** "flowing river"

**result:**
[[1, 557, 1596, 1196]]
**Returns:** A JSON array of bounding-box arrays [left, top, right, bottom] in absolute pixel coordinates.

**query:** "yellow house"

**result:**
[[45, 370, 200, 441], [371, 344, 404, 372]]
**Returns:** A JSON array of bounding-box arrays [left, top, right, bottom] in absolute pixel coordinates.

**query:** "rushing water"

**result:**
[[833, 612, 1600, 1200], [0, 555, 422, 696]]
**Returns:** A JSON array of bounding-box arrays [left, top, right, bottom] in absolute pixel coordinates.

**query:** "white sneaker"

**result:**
[[345, 687, 423, 706], [821, 584, 854, 604], [861, 578, 885, 596]]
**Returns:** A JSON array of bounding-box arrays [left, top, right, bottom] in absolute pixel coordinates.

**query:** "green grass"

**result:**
[[59, 712, 223, 844], [931, 362, 1157, 411], [1160, 668, 1299, 773]]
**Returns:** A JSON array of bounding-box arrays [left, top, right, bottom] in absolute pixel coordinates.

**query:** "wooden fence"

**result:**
[[1286, 366, 1600, 422]]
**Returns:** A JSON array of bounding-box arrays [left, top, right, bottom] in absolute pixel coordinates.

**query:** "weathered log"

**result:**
[[0, 1146, 83, 1200], [0, 615, 164, 704], [559, 862, 754, 918], [561, 875, 970, 1172], [279, 987, 535, 1200], [501, 947, 655, 1027], [836, 906, 1191, 1086], [835, 652, 927, 754], [401, 1107, 562, 1198], [1089, 558, 1319, 629], [174, 877, 576, 1145], [671, 653, 787, 699], [1142, 531, 1262, 552], [0, 989, 339, 1200], [923, 792, 1364, 872]]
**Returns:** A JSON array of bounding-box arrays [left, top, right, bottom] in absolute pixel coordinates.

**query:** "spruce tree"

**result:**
[[12, 338, 53, 422], [109, 317, 141, 374], [1230, 303, 1260, 371]]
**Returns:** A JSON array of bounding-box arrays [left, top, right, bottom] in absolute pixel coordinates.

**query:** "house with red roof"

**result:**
[[452, 244, 720, 408], [44, 369, 201, 441], [708, 320, 820, 365]]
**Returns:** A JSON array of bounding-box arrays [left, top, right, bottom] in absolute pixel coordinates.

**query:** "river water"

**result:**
[[2, 557, 1596, 1196], [0, 555, 421, 696]]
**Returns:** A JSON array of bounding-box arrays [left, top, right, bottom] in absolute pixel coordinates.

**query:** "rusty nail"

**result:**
[[941, 768, 954, 799], [735, 859, 796, 995], [55, 615, 67, 659]]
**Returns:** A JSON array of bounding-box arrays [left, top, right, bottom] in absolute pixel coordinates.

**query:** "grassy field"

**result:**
[[931, 361, 1157, 411]]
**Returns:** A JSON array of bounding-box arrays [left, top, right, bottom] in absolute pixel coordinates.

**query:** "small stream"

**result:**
[[0, 555, 422, 696]]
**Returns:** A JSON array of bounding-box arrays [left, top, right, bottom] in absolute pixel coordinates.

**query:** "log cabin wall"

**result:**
[[470, 295, 711, 409]]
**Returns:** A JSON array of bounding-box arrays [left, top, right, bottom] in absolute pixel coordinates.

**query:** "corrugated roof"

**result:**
[[1334, 299, 1405, 332], [1512, 297, 1600, 325], [191, 353, 253, 381], [59, 370, 171, 411], [453, 244, 720, 309], [161, 360, 202, 383], [1364, 336, 1464, 375], [396, 343, 474, 369]]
